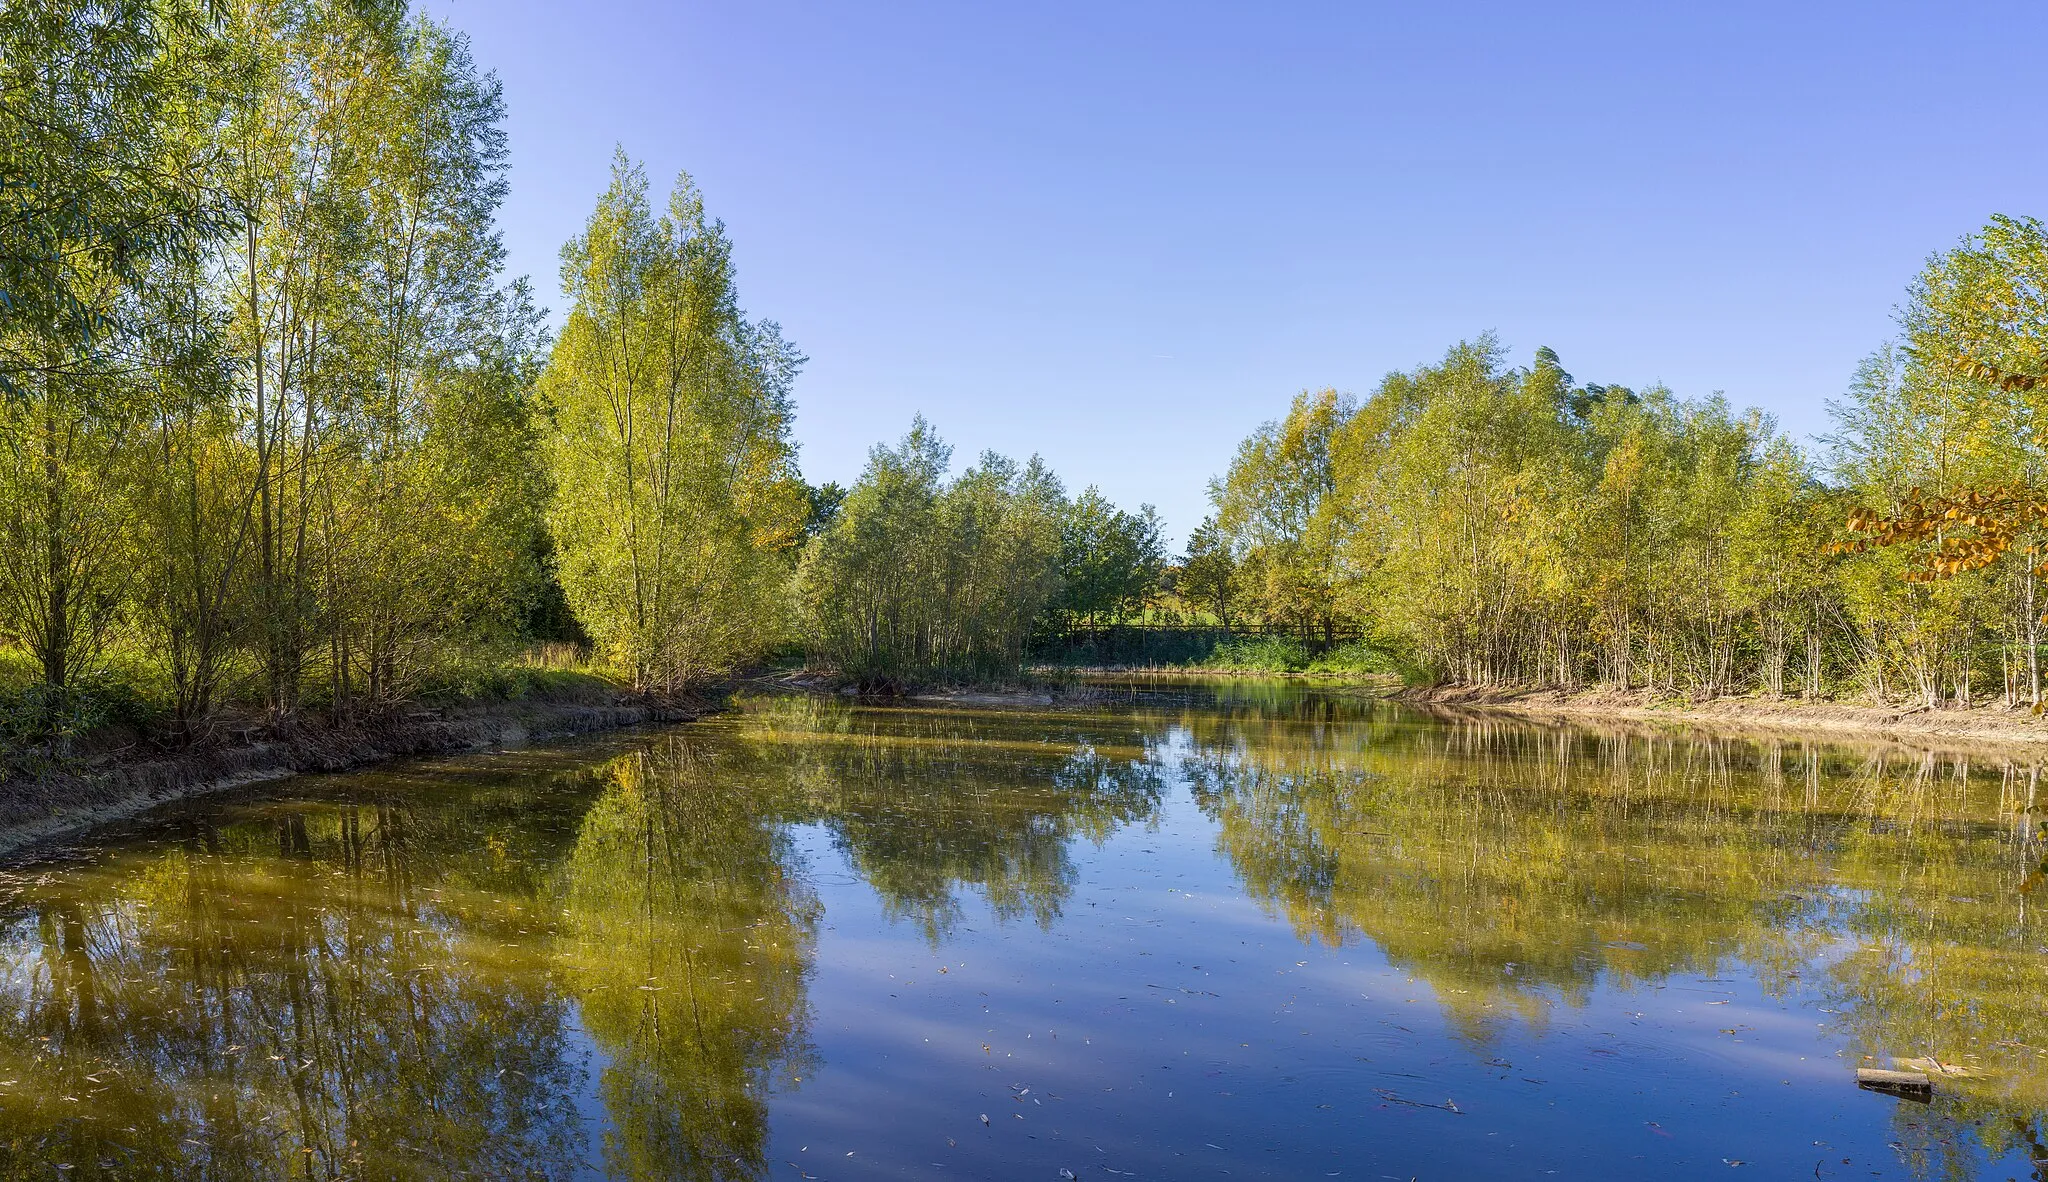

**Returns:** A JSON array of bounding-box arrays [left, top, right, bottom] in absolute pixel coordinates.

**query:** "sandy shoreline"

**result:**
[[1393, 683, 2048, 754], [1042, 668, 2048, 754]]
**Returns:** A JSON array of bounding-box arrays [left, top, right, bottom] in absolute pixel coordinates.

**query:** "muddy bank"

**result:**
[[0, 694, 709, 860], [907, 685, 1114, 709], [1397, 683, 2048, 752], [1037, 664, 1397, 681]]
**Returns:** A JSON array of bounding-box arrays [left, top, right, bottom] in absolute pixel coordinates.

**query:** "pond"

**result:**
[[1, 678, 2046, 1180]]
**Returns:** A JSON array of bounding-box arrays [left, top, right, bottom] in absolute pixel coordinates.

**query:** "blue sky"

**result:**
[[423, 0, 2048, 547]]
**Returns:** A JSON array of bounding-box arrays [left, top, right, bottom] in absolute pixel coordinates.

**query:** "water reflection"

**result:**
[[1168, 689, 2048, 1178], [0, 698, 1168, 1179], [749, 696, 1167, 938], [554, 739, 818, 1181], [0, 681, 2042, 1178], [0, 796, 586, 1179]]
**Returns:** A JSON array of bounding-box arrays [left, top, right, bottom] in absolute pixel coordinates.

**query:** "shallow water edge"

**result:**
[[0, 697, 704, 862]]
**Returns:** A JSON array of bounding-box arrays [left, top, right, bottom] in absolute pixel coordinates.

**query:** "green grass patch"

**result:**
[[1183, 636, 1413, 677], [419, 648, 627, 706]]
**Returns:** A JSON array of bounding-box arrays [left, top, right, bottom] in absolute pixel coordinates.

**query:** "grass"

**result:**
[[0, 639, 635, 764], [418, 644, 627, 706]]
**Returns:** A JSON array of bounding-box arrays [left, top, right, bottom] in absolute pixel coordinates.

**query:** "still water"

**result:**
[[2, 678, 2047, 1180]]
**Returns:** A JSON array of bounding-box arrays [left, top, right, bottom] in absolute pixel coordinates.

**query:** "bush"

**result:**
[[1304, 640, 1411, 676], [1180, 635, 1414, 678], [0, 670, 159, 755]]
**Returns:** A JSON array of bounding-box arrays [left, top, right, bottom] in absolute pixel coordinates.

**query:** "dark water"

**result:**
[[3, 679, 2048, 1180]]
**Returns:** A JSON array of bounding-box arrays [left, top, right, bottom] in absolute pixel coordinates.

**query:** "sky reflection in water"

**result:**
[[0, 678, 2045, 1180]]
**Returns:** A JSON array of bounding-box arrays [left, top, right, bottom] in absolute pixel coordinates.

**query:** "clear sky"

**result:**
[[422, 0, 2048, 547]]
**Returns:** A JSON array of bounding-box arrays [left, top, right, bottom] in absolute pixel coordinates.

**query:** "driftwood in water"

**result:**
[[1856, 1068, 1933, 1101]]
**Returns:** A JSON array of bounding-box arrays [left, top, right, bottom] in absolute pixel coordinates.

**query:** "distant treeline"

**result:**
[[1191, 215, 2048, 707], [797, 420, 1167, 689]]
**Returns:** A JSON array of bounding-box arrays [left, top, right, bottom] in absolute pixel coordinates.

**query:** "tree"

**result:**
[[1212, 388, 1351, 636], [796, 418, 1064, 688], [1205, 340, 1838, 698], [0, 0, 225, 718], [0, 0, 224, 394], [542, 153, 806, 692], [1176, 515, 1239, 627], [1056, 486, 1164, 628], [1837, 215, 2048, 589]]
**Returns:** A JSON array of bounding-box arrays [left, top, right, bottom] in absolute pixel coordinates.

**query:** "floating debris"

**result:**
[[1855, 1068, 1932, 1102]]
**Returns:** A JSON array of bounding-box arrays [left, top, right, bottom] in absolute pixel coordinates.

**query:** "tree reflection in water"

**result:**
[[0, 699, 1166, 1180], [0, 682, 2046, 1179], [1173, 687, 2048, 1180], [553, 736, 819, 1181], [0, 794, 586, 1179]]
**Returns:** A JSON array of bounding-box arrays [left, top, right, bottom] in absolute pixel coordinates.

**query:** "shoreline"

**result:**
[[0, 693, 710, 861], [1394, 683, 2048, 753], [1033, 665, 1401, 682], [1050, 667, 2048, 754], [27, 671, 2048, 862]]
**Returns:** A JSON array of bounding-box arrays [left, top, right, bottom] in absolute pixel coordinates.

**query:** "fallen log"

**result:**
[[1856, 1068, 1932, 1101]]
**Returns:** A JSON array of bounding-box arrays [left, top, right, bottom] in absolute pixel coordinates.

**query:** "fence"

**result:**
[[1029, 621, 1371, 664]]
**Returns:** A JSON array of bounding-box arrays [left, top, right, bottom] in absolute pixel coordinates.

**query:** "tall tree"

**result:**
[[543, 153, 806, 692]]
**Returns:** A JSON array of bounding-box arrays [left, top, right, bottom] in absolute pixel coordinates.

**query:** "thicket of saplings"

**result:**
[[0, 0, 1178, 757], [1188, 214, 2048, 709]]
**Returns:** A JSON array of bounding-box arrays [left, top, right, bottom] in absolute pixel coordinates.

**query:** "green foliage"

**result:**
[[1198, 635, 1313, 672], [542, 153, 807, 693], [0, 0, 226, 388], [1184, 635, 1407, 676], [0, 671, 155, 762], [415, 650, 622, 707], [1305, 639, 1411, 676], [1197, 325, 1991, 703], [1175, 516, 1240, 626], [0, 1, 572, 745], [796, 419, 1065, 689], [803, 479, 847, 538], [1210, 388, 1351, 634], [1056, 487, 1165, 625]]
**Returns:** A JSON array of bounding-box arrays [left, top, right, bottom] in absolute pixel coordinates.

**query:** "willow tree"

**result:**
[[316, 17, 543, 705], [1838, 215, 2048, 588], [0, 0, 221, 706], [542, 154, 806, 692], [796, 419, 1066, 688], [1211, 387, 1352, 637], [0, 0, 223, 392]]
